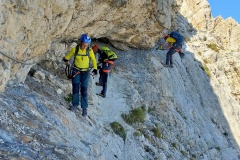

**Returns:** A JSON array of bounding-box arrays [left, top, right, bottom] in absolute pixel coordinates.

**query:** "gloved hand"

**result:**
[[92, 69, 98, 75], [62, 57, 69, 64], [179, 52, 185, 58]]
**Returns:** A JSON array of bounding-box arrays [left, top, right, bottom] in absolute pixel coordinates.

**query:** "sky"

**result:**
[[207, 0, 240, 24]]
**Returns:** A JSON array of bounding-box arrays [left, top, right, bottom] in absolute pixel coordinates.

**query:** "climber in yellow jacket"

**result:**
[[63, 34, 97, 117], [157, 32, 185, 68], [157, 34, 176, 50]]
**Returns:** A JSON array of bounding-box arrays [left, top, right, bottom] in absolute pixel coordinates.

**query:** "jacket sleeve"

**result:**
[[89, 49, 97, 70], [64, 47, 76, 60], [98, 51, 108, 63], [98, 53, 103, 63]]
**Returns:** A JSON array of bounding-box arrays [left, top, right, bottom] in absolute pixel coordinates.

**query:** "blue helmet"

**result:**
[[79, 34, 91, 44]]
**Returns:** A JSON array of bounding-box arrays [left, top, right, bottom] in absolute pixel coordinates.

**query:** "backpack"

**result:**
[[169, 31, 184, 45], [100, 46, 118, 60]]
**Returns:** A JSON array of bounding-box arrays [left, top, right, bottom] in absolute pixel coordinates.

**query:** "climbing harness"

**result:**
[[102, 60, 114, 73], [65, 63, 80, 79]]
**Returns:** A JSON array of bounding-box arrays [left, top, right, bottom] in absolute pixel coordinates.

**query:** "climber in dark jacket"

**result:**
[[92, 45, 117, 98]]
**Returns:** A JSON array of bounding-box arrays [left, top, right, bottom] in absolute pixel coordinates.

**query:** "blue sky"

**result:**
[[207, 0, 240, 23]]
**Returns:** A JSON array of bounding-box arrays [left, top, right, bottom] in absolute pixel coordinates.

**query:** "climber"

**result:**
[[92, 45, 99, 61], [62, 34, 98, 117], [157, 31, 185, 68], [92, 45, 117, 98], [157, 34, 176, 50]]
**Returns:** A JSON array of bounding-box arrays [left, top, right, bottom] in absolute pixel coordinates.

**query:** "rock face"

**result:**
[[1, 0, 240, 92], [0, 45, 240, 159], [178, 0, 212, 30], [210, 17, 240, 51], [0, 0, 240, 159], [0, 0, 175, 92]]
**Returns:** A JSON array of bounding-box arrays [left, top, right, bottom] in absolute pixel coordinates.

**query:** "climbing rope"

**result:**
[[0, 51, 37, 65]]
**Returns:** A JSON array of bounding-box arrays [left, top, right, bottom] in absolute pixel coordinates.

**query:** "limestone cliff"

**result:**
[[1, 43, 240, 159], [0, 0, 240, 159], [1, 0, 240, 92], [210, 16, 240, 51], [0, 0, 172, 91]]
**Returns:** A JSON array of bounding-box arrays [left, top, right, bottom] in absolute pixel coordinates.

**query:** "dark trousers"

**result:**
[[166, 43, 182, 65], [72, 68, 90, 109], [99, 69, 108, 97]]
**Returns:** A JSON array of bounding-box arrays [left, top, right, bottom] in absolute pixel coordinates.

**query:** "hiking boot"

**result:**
[[163, 64, 173, 68], [82, 108, 87, 117], [96, 93, 106, 98], [69, 106, 78, 112], [95, 82, 102, 86], [163, 64, 170, 67], [179, 52, 185, 58]]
